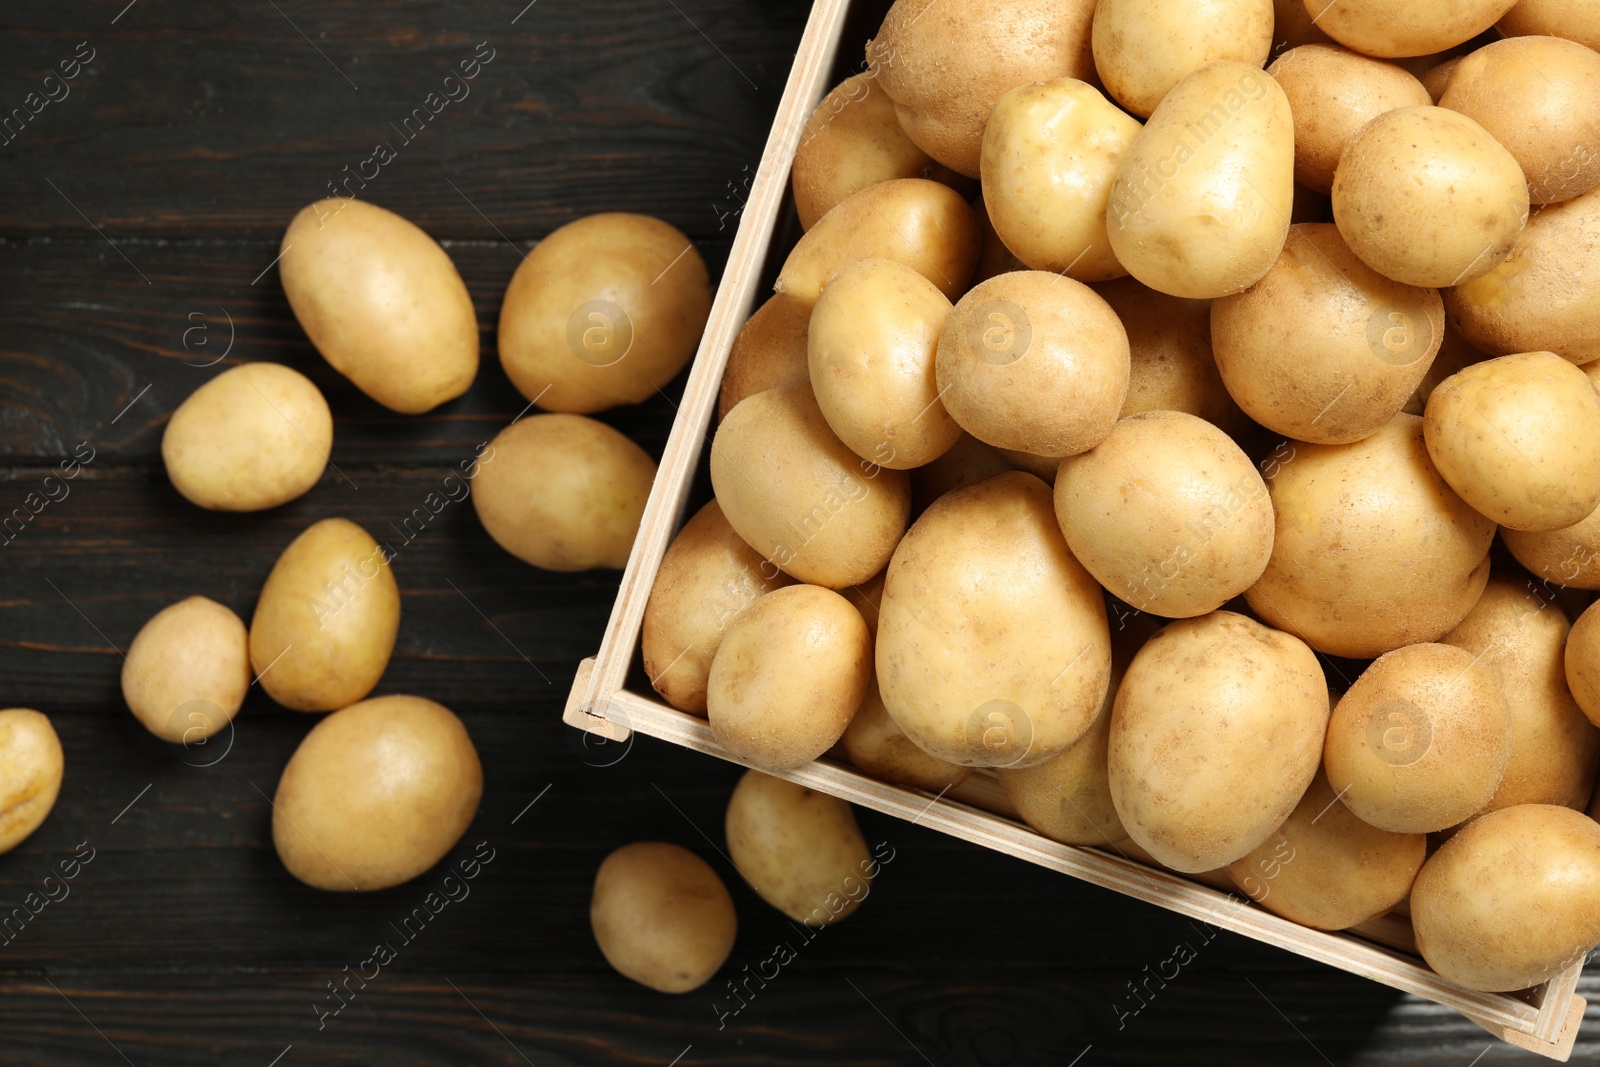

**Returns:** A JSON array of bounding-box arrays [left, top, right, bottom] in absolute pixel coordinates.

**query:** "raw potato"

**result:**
[[1403, 323, 1488, 415], [845, 569, 887, 643], [1571, 601, 1600, 725], [1503, 506, 1600, 590], [935, 272, 1130, 456], [498, 213, 711, 414], [1211, 224, 1444, 443], [162, 363, 332, 511], [971, 197, 1027, 284], [1423, 351, 1600, 531], [1411, 804, 1600, 991], [997, 679, 1125, 846], [876, 472, 1112, 768], [793, 74, 940, 230], [1331, 106, 1528, 288], [997, 447, 1066, 483], [706, 585, 871, 771], [842, 678, 973, 793], [910, 432, 1013, 514], [1308, 0, 1520, 58], [1246, 414, 1496, 658], [473, 414, 656, 571], [0, 709, 63, 855], [122, 596, 249, 743], [590, 842, 736, 993], [249, 518, 400, 713], [1092, 0, 1274, 118], [718, 294, 811, 421], [710, 383, 910, 589], [1107, 62, 1295, 299], [1499, 0, 1600, 52], [272, 695, 482, 891], [980, 78, 1141, 278], [725, 770, 876, 925], [280, 199, 477, 414], [1421, 56, 1463, 102], [1323, 643, 1511, 834]]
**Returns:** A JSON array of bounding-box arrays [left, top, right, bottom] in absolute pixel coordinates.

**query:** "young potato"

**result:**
[[997, 667, 1125, 846], [1570, 600, 1600, 725], [0, 709, 63, 855], [1267, 45, 1431, 194], [909, 432, 1014, 514], [1308, 0, 1519, 58], [792, 74, 940, 231], [1332, 106, 1528, 288], [1223, 771, 1425, 930], [970, 197, 1027, 284], [1054, 411, 1274, 618], [808, 258, 961, 469], [273, 695, 482, 891], [642, 500, 794, 715], [841, 678, 972, 793], [980, 79, 1139, 280], [162, 363, 331, 512], [1503, 505, 1600, 590], [706, 585, 871, 771], [710, 383, 910, 589], [122, 596, 249, 743], [280, 199, 477, 414], [1211, 224, 1444, 443], [1420, 56, 1462, 102], [590, 842, 736, 994], [1107, 62, 1294, 300], [718, 294, 811, 422], [877, 472, 1112, 768], [1246, 415, 1496, 658], [499, 213, 711, 414], [472, 414, 656, 572], [1423, 351, 1600, 531], [1411, 804, 1600, 991], [249, 518, 399, 713], [1499, 0, 1600, 52], [1109, 611, 1329, 873], [935, 272, 1130, 457], [1402, 322, 1488, 415], [725, 770, 876, 925], [1092, 0, 1274, 118]]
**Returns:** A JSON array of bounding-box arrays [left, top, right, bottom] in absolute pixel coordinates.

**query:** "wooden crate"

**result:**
[[563, 0, 1588, 1057]]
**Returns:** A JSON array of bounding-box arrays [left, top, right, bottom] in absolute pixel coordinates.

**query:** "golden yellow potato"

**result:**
[[971, 197, 1027, 284], [473, 414, 656, 571], [718, 294, 811, 421], [272, 695, 481, 890], [162, 363, 331, 511], [1503, 506, 1600, 590], [793, 74, 940, 231], [935, 271, 1129, 456], [0, 709, 63, 855], [498, 213, 710, 414], [590, 842, 736, 994], [910, 432, 1013, 514], [980, 78, 1140, 279], [807, 258, 960, 469], [841, 678, 972, 793], [280, 199, 477, 414], [1246, 414, 1496, 658], [997, 678, 1125, 846], [877, 472, 1112, 767], [725, 770, 876, 925], [1308, 0, 1519, 58], [1420, 56, 1463, 102], [1107, 62, 1295, 299], [1499, 0, 1600, 52], [1403, 322, 1488, 415], [1092, 0, 1274, 118], [996, 447, 1066, 483], [1570, 601, 1600, 725], [1411, 804, 1600, 991], [249, 518, 399, 712], [122, 596, 249, 743]]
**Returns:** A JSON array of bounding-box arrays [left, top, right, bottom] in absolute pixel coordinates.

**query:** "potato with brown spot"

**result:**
[[123, 596, 249, 743], [725, 770, 877, 925], [590, 842, 736, 993], [1092, 0, 1274, 118], [0, 709, 63, 855], [718, 294, 811, 421], [842, 678, 972, 793]]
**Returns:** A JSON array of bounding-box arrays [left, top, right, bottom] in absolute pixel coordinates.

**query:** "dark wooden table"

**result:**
[[1, 2, 1594, 1064]]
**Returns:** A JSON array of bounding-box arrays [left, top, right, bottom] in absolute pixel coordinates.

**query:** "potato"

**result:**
[[272, 695, 481, 890], [1332, 106, 1528, 288], [808, 258, 960, 469], [706, 585, 871, 771], [1109, 611, 1328, 872], [498, 213, 710, 414], [842, 678, 972, 793], [1570, 600, 1600, 725], [1411, 804, 1600, 991], [910, 432, 1013, 514], [1273, 0, 1332, 52], [1402, 322, 1488, 415], [1246, 414, 1496, 658], [1107, 62, 1294, 299], [1420, 56, 1463, 102], [1055, 411, 1273, 618], [725, 770, 876, 925], [971, 197, 1027, 284], [122, 596, 249, 743], [775, 179, 979, 307], [280, 199, 477, 414], [1499, 0, 1600, 52], [162, 363, 331, 511], [249, 517, 399, 713], [1211, 224, 1444, 443], [1267, 45, 1431, 194], [1308, 0, 1519, 58], [0, 709, 63, 855], [1503, 506, 1600, 590], [590, 842, 736, 993], [718, 294, 810, 421], [868, 0, 1097, 177], [793, 74, 941, 231], [979, 78, 1140, 278], [711, 383, 910, 589], [997, 675, 1124, 846], [935, 272, 1129, 456], [877, 472, 1112, 767], [1443, 576, 1600, 812], [1092, 0, 1274, 118], [473, 413, 656, 571], [1423, 351, 1600, 531], [996, 447, 1066, 483], [1324, 643, 1511, 834], [844, 569, 887, 644], [1223, 771, 1425, 930]]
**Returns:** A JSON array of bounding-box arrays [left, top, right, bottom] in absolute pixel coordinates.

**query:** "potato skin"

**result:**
[[792, 74, 941, 231], [1092, 0, 1274, 118], [910, 432, 1013, 515], [590, 842, 736, 993], [122, 596, 249, 742], [1498, 0, 1600, 52], [725, 770, 876, 925], [1308, 0, 1520, 58], [0, 709, 63, 855], [718, 294, 811, 422], [1570, 601, 1600, 726], [841, 678, 972, 793], [1503, 505, 1600, 590], [997, 683, 1125, 846]]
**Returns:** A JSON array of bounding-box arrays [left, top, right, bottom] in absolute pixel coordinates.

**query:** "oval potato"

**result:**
[[718, 294, 811, 421], [1092, 0, 1274, 118], [793, 73, 941, 230], [1499, 0, 1600, 52], [590, 842, 736, 994], [1503, 505, 1600, 590], [122, 596, 249, 743], [1569, 600, 1600, 726], [1308, 0, 1520, 58], [725, 770, 876, 926], [841, 678, 973, 793], [0, 709, 63, 855]]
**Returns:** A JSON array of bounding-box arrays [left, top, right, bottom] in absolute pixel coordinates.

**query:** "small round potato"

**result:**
[[1570, 601, 1600, 725], [272, 695, 482, 891], [792, 74, 941, 230], [162, 363, 332, 511], [1499, 0, 1600, 52], [1503, 505, 1600, 590], [997, 690, 1124, 847], [1092, 0, 1274, 118], [122, 596, 249, 743], [718, 294, 811, 421], [0, 709, 63, 855], [1308, 0, 1520, 58], [590, 842, 737, 993], [841, 678, 973, 793], [910, 432, 1014, 514]]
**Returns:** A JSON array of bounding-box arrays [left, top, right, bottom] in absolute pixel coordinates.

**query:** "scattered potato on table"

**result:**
[[842, 678, 972, 793], [718, 293, 811, 421], [0, 709, 63, 855], [1092, 0, 1274, 119], [1309, 0, 1520, 59], [590, 842, 737, 993], [122, 596, 249, 743]]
